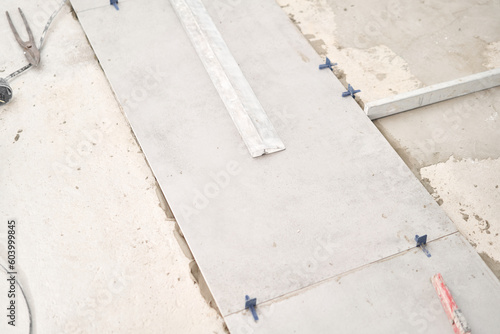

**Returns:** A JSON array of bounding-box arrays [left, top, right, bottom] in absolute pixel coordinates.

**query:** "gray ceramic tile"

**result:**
[[74, 0, 458, 317], [71, 0, 131, 13], [225, 234, 500, 333]]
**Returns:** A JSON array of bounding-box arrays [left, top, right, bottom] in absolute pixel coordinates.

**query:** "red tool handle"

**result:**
[[432, 273, 471, 334]]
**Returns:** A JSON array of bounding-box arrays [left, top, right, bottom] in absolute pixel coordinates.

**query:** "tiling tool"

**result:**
[[1, 1, 68, 106], [245, 295, 259, 321], [319, 57, 337, 70], [0, 7, 39, 105], [432, 273, 471, 334], [110, 0, 120, 10], [6, 8, 41, 66], [170, 0, 285, 158], [342, 84, 361, 98], [415, 234, 431, 257]]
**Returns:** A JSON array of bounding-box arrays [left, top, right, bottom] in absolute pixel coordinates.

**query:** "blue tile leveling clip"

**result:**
[[319, 57, 337, 70], [110, 0, 119, 10], [415, 234, 431, 257], [245, 295, 259, 321], [342, 84, 361, 98]]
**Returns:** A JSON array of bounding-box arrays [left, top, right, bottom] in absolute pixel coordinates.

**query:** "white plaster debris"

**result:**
[[277, 0, 422, 102], [421, 157, 500, 265], [483, 41, 500, 69]]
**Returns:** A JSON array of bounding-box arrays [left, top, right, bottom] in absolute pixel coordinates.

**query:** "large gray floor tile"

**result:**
[[226, 234, 500, 333], [73, 0, 458, 317]]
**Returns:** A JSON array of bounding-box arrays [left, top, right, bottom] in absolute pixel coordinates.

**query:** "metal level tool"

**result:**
[[170, 0, 285, 157]]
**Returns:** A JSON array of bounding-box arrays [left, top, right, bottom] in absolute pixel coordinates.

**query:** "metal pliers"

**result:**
[[6, 8, 41, 66]]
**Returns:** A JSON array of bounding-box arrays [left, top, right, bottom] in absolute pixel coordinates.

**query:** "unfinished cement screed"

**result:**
[[68, 0, 500, 332], [0, 1, 226, 333]]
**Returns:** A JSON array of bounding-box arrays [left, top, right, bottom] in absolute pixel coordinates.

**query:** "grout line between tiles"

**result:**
[[224, 231, 460, 317]]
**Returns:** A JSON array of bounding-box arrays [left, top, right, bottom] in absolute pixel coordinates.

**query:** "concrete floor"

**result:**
[[0, 2, 225, 333], [0, 0, 498, 333]]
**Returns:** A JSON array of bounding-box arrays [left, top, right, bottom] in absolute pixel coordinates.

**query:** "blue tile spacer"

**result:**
[[110, 0, 119, 10], [319, 57, 337, 70], [415, 234, 431, 257], [245, 295, 259, 321], [342, 84, 361, 98]]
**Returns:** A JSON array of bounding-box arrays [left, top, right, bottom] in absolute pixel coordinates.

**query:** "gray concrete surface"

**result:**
[[325, 0, 500, 86]]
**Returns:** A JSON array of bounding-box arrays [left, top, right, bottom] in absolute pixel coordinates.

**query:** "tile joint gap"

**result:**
[[224, 231, 460, 317]]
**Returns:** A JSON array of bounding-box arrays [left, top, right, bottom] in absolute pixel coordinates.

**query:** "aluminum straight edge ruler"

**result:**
[[364, 68, 500, 120], [169, 0, 285, 158]]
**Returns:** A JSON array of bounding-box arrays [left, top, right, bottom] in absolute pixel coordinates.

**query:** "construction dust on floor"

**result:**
[[1, 0, 499, 333]]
